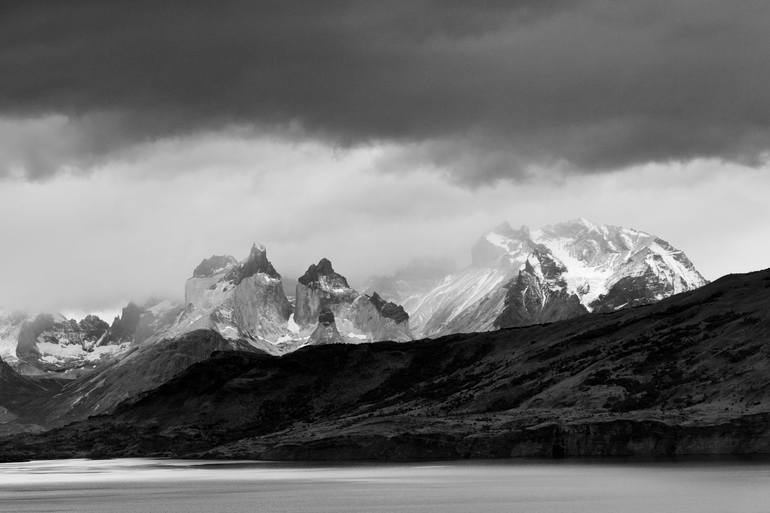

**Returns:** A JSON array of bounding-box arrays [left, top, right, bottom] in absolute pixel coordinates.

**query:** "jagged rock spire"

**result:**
[[307, 309, 344, 346], [225, 243, 281, 284], [192, 255, 238, 278], [298, 258, 349, 288], [369, 292, 409, 324]]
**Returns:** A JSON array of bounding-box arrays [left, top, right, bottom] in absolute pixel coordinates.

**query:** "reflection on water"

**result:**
[[0, 458, 767, 513]]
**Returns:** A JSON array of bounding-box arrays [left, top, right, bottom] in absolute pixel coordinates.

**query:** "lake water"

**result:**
[[0, 458, 767, 512]]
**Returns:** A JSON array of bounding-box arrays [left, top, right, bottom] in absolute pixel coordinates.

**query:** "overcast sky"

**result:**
[[1, 1, 769, 315]]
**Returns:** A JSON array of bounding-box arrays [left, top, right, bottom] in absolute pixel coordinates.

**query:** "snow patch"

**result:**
[[287, 314, 301, 334], [536, 236, 612, 308], [36, 340, 129, 365]]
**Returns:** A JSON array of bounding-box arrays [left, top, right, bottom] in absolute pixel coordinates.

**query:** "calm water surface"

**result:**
[[0, 458, 767, 512]]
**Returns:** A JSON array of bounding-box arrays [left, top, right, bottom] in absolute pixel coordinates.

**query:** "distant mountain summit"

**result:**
[[166, 248, 412, 353], [225, 243, 281, 283], [192, 255, 237, 278], [295, 258, 412, 343], [294, 258, 357, 327], [0, 300, 180, 375], [495, 218, 704, 306], [297, 258, 349, 290], [166, 244, 292, 351], [393, 218, 707, 336]]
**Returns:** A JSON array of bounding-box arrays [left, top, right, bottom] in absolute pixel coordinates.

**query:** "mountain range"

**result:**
[[373, 218, 706, 336], [2, 266, 768, 461], [0, 219, 709, 436]]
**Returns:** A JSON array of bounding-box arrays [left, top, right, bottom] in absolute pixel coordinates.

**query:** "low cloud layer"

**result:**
[[2, 1, 770, 182], [0, 135, 768, 313]]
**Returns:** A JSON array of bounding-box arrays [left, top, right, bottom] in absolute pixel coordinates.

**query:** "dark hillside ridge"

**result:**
[[2, 268, 770, 462]]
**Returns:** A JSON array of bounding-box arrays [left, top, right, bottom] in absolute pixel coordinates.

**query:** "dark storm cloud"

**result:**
[[1, 0, 769, 181]]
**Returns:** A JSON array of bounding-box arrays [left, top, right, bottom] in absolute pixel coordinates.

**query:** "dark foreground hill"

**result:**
[[0, 330, 264, 433], [2, 269, 770, 462], [0, 360, 65, 436]]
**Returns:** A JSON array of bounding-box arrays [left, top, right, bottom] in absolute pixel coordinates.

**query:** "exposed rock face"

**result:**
[[0, 312, 26, 366], [294, 258, 357, 327], [493, 220, 707, 328], [165, 251, 412, 350], [369, 292, 409, 324], [588, 237, 706, 312], [166, 244, 292, 350], [495, 249, 588, 327], [407, 218, 707, 336], [104, 303, 142, 343], [193, 255, 237, 278], [225, 244, 280, 284], [351, 293, 412, 342], [79, 315, 110, 340], [14, 313, 123, 373], [0, 299, 181, 376], [295, 258, 412, 343], [298, 258, 348, 290], [307, 310, 345, 346], [531, 220, 706, 309]]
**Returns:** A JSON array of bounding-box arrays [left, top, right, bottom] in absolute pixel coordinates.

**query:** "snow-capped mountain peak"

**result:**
[[407, 219, 707, 337], [470, 219, 707, 312], [298, 258, 351, 293]]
